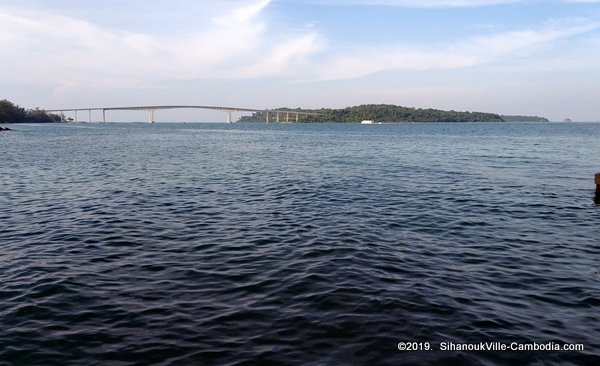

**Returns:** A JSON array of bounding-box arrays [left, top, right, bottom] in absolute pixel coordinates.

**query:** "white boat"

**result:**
[[360, 120, 374, 124]]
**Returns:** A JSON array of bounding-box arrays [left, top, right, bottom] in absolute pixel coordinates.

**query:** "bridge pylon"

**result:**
[[44, 104, 319, 124]]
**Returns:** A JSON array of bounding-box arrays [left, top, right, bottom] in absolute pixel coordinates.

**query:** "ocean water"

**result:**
[[1, 122, 599, 366]]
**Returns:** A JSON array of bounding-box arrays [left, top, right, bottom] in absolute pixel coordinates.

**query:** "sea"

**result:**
[[1, 122, 599, 366]]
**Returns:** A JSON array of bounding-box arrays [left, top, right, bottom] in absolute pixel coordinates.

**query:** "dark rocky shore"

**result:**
[[0, 126, 12, 131]]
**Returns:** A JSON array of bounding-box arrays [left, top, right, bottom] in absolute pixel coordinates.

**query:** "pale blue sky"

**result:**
[[1, 0, 599, 121]]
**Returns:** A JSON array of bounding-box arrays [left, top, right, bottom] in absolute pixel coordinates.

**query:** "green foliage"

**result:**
[[239, 104, 507, 123], [0, 99, 61, 123], [26, 108, 62, 123], [500, 115, 549, 122], [0, 99, 26, 122]]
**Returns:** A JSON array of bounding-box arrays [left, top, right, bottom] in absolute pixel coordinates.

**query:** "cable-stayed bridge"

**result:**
[[44, 105, 319, 123]]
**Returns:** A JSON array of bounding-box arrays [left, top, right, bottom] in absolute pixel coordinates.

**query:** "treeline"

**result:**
[[0, 99, 61, 123], [501, 115, 549, 122], [239, 104, 509, 123]]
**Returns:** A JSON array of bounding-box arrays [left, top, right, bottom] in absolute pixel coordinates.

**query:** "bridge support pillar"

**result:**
[[276, 112, 280, 123], [226, 111, 233, 123], [148, 109, 155, 123], [102, 109, 106, 123], [89, 109, 92, 123], [265, 111, 269, 123], [60, 111, 64, 122], [296, 113, 299, 123], [74, 110, 78, 123], [286, 113, 289, 123]]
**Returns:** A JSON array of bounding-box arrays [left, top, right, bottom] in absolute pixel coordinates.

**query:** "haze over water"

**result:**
[[1, 122, 600, 365]]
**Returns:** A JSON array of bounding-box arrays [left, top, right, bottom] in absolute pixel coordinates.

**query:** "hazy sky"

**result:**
[[1, 0, 599, 121]]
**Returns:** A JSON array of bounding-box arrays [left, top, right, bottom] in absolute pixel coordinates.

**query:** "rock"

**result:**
[[0, 126, 12, 131]]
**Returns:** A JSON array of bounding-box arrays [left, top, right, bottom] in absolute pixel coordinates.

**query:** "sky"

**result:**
[[1, 0, 599, 121]]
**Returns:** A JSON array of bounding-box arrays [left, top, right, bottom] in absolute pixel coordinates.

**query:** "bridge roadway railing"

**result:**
[[44, 105, 319, 123]]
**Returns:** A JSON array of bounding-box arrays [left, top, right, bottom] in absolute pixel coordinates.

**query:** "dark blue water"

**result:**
[[1, 122, 599, 366]]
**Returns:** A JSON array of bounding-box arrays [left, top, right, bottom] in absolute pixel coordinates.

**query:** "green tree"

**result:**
[[0, 99, 61, 123], [0, 99, 26, 123]]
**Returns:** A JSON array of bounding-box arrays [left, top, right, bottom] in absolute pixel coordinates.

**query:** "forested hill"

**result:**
[[0, 99, 61, 123], [239, 104, 546, 123]]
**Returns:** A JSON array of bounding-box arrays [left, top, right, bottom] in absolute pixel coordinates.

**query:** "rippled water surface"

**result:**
[[1, 122, 600, 365]]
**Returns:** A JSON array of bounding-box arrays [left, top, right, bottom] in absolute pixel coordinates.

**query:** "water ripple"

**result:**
[[1, 122, 600, 365]]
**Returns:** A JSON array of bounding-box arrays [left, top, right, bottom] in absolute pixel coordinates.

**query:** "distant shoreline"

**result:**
[[238, 104, 549, 123], [1, 99, 551, 124], [0, 99, 61, 124]]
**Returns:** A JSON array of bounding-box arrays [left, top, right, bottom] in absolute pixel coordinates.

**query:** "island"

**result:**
[[0, 99, 61, 124], [239, 104, 549, 123]]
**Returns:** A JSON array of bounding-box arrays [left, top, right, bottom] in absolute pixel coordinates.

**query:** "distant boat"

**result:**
[[563, 118, 572, 123], [361, 120, 374, 124]]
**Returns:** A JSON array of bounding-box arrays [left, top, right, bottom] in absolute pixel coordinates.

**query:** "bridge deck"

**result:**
[[44, 105, 319, 123], [45, 105, 319, 115]]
